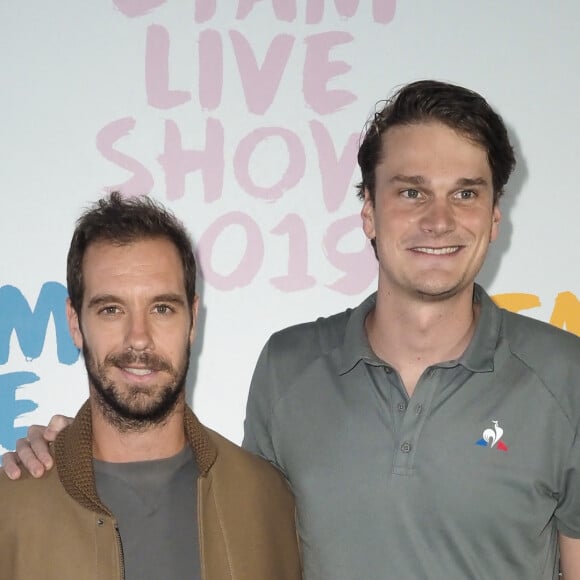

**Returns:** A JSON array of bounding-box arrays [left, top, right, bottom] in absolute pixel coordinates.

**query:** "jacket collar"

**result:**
[[54, 400, 218, 515]]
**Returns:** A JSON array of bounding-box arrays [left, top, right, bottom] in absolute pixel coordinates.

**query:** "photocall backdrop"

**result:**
[[1, 1, 579, 453]]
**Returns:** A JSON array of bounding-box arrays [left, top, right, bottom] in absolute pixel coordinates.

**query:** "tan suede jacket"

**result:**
[[0, 402, 302, 579]]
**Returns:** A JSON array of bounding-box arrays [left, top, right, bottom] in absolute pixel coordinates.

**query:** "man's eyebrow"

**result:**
[[389, 174, 425, 185], [455, 177, 489, 187], [153, 293, 187, 306], [86, 294, 121, 309]]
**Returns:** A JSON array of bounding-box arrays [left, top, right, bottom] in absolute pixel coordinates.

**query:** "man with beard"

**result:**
[[0, 192, 301, 580]]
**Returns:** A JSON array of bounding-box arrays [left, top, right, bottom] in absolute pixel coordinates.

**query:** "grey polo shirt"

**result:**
[[243, 285, 580, 580]]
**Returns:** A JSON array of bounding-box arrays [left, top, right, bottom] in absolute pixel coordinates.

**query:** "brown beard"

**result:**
[[83, 344, 190, 433]]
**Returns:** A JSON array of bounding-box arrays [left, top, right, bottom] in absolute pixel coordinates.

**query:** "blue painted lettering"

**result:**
[[0, 282, 78, 364], [0, 372, 39, 450]]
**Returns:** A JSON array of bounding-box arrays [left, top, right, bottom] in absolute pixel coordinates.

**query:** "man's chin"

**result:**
[[92, 383, 185, 430], [413, 280, 466, 302], [114, 399, 168, 421]]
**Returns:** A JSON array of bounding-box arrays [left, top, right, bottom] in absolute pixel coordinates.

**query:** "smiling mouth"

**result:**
[[123, 367, 154, 376], [412, 246, 460, 255]]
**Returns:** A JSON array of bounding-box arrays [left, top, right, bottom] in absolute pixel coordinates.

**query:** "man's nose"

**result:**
[[124, 312, 154, 351], [419, 198, 456, 235]]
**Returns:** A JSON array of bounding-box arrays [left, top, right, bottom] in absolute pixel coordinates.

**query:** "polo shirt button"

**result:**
[[384, 367, 392, 374], [400, 441, 412, 453], [96, 518, 104, 527], [397, 402, 406, 413], [415, 404, 423, 415]]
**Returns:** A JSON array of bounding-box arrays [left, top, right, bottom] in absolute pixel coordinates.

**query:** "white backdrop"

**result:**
[[1, 0, 579, 453]]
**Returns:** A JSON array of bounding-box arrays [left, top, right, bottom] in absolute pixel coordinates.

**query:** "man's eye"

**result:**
[[402, 189, 420, 199], [457, 189, 476, 199], [100, 306, 120, 315], [154, 304, 173, 315]]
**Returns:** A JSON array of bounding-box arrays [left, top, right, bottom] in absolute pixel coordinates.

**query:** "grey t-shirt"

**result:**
[[94, 445, 200, 580]]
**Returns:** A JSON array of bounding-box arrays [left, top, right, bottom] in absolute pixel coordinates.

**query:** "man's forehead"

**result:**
[[378, 123, 490, 169], [380, 120, 485, 147], [81, 237, 185, 282]]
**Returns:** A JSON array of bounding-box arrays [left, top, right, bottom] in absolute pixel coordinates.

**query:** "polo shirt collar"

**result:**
[[337, 292, 381, 374], [337, 284, 502, 375], [459, 284, 501, 373]]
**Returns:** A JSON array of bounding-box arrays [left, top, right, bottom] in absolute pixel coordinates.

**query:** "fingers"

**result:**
[[45, 415, 73, 442], [2, 415, 72, 479], [1, 451, 22, 480], [1, 426, 56, 480], [24, 415, 72, 475], [15, 428, 52, 478], [1, 415, 73, 480]]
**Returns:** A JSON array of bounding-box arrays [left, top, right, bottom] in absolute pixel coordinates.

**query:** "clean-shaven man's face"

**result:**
[[361, 121, 500, 302]]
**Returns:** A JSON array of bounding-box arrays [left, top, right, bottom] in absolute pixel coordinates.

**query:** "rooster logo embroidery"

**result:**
[[475, 420, 508, 452]]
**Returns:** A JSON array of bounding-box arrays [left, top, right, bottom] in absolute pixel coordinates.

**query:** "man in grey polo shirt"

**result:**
[[5, 81, 580, 579], [243, 81, 580, 578]]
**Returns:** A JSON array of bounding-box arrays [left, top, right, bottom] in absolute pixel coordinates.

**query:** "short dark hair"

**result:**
[[356, 80, 516, 205], [67, 192, 196, 313]]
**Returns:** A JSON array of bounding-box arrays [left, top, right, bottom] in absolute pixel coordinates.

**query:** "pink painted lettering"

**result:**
[[306, 0, 356, 23], [305, 0, 397, 24], [158, 118, 224, 202], [373, 0, 397, 23], [230, 31, 294, 115], [146, 25, 191, 110], [324, 214, 377, 294], [96, 118, 154, 196], [198, 212, 264, 290], [270, 214, 316, 291], [195, 0, 216, 23], [310, 120, 358, 212], [112, 0, 166, 18], [303, 32, 356, 114], [198, 30, 223, 110], [234, 127, 305, 200], [236, 0, 296, 21]]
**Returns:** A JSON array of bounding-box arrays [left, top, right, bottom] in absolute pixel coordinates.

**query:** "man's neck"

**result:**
[[366, 284, 479, 396], [90, 400, 187, 463]]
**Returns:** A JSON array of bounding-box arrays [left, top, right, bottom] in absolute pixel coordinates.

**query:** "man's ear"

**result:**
[[361, 189, 376, 241], [490, 205, 502, 242], [189, 295, 200, 345], [66, 299, 83, 350]]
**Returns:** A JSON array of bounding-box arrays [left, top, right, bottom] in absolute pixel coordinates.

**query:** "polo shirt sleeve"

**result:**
[[555, 422, 580, 538], [242, 338, 282, 470]]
